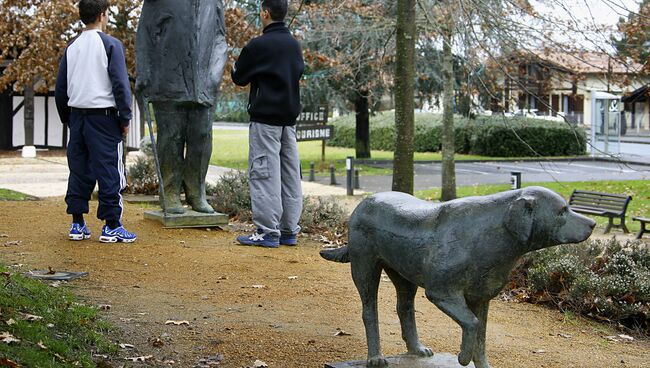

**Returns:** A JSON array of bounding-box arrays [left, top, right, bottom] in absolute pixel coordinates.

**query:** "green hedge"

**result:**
[[328, 111, 587, 157]]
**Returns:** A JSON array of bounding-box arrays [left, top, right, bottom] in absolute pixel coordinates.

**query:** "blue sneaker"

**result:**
[[279, 232, 297, 246], [69, 223, 91, 241], [236, 230, 279, 248], [99, 224, 137, 243]]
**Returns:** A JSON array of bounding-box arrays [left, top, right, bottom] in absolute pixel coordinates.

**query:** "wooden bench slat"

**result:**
[[569, 200, 626, 210], [570, 197, 629, 205], [570, 196, 629, 205], [571, 207, 607, 216], [569, 190, 631, 200]]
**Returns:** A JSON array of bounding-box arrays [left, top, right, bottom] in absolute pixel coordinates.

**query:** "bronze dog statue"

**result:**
[[321, 187, 595, 368]]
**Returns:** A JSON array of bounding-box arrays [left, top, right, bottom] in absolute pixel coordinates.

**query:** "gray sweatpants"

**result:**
[[248, 122, 303, 237]]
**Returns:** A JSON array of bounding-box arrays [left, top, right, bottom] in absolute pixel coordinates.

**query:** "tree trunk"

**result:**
[[24, 82, 35, 147], [441, 28, 457, 201], [392, 0, 416, 194], [354, 90, 371, 159]]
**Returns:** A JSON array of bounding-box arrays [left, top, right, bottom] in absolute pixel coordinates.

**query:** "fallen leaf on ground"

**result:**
[[125, 355, 153, 362], [119, 343, 135, 349], [19, 313, 43, 322], [557, 333, 572, 339], [0, 332, 20, 344], [165, 320, 190, 326], [334, 328, 351, 336], [47, 267, 56, 275], [2, 241, 21, 247], [253, 359, 268, 368], [0, 358, 19, 367], [151, 338, 164, 347], [5, 319, 16, 326], [37, 341, 47, 350], [618, 334, 634, 341], [605, 334, 634, 342]]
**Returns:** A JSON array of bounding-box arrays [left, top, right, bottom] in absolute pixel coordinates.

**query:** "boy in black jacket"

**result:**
[[232, 0, 304, 248]]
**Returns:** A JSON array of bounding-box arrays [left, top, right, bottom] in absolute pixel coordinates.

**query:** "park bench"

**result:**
[[568, 190, 632, 234], [633, 217, 649, 239]]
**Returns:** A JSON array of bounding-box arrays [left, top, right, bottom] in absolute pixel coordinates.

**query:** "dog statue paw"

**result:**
[[408, 344, 434, 357], [367, 355, 389, 367]]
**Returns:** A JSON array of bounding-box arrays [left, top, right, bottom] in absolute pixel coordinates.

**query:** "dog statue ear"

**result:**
[[504, 195, 535, 243]]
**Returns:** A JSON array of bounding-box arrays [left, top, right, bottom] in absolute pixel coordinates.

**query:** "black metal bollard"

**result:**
[[510, 171, 521, 190], [346, 156, 354, 196], [354, 168, 360, 189], [330, 164, 337, 185], [309, 162, 315, 182]]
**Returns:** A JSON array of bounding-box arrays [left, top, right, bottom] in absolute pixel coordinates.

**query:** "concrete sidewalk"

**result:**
[[0, 153, 357, 198]]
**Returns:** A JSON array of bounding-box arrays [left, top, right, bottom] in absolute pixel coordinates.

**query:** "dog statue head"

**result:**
[[505, 186, 595, 250]]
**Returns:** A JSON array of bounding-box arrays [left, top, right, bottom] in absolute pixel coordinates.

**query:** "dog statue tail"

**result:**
[[320, 246, 350, 263]]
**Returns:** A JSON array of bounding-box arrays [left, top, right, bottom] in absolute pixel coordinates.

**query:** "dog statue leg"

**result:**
[[469, 301, 491, 368], [352, 260, 388, 367], [385, 268, 433, 357], [426, 290, 478, 366]]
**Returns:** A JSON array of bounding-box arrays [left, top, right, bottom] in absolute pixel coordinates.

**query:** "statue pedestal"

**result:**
[[325, 354, 475, 368], [144, 209, 228, 228]]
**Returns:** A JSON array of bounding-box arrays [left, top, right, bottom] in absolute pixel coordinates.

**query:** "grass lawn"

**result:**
[[211, 129, 493, 175], [0, 189, 36, 201], [0, 266, 115, 366], [416, 180, 650, 233]]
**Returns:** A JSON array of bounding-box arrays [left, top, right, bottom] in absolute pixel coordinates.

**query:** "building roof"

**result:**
[[531, 50, 643, 75], [621, 84, 649, 103]]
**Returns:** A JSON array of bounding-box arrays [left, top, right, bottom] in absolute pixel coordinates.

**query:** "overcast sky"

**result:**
[[527, 0, 642, 50], [534, 0, 641, 27]]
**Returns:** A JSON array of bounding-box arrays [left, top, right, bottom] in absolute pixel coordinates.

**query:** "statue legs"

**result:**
[[152, 101, 214, 214], [183, 106, 214, 213]]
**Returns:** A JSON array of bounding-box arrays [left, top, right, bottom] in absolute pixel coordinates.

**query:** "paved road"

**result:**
[[311, 159, 650, 193]]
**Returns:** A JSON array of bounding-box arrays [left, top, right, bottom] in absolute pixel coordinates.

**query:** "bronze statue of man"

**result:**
[[136, 0, 227, 214]]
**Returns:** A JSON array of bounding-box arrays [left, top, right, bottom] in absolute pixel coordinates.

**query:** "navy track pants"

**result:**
[[65, 112, 126, 222]]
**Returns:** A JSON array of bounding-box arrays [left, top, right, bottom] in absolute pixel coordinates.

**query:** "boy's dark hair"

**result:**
[[262, 0, 288, 22], [79, 0, 109, 25]]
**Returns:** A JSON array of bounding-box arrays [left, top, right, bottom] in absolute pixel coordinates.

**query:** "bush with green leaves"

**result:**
[[207, 170, 252, 222], [125, 155, 158, 195], [206, 170, 348, 235], [300, 196, 348, 236], [328, 111, 587, 157], [509, 238, 650, 333]]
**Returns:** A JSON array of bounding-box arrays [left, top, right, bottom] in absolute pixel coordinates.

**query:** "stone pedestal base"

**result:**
[[325, 353, 475, 368], [144, 209, 228, 228]]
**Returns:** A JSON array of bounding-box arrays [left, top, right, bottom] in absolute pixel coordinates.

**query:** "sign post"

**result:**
[[295, 105, 333, 162]]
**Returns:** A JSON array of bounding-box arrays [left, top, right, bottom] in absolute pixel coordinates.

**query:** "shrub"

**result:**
[[328, 111, 587, 157], [125, 156, 159, 195], [207, 170, 252, 221], [300, 196, 348, 236], [508, 238, 650, 333], [206, 170, 348, 237]]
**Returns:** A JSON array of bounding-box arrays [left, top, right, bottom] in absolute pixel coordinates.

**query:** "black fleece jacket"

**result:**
[[231, 22, 304, 126]]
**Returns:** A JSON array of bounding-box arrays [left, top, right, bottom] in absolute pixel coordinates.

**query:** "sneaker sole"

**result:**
[[237, 240, 279, 248], [69, 234, 91, 241], [99, 236, 136, 243]]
